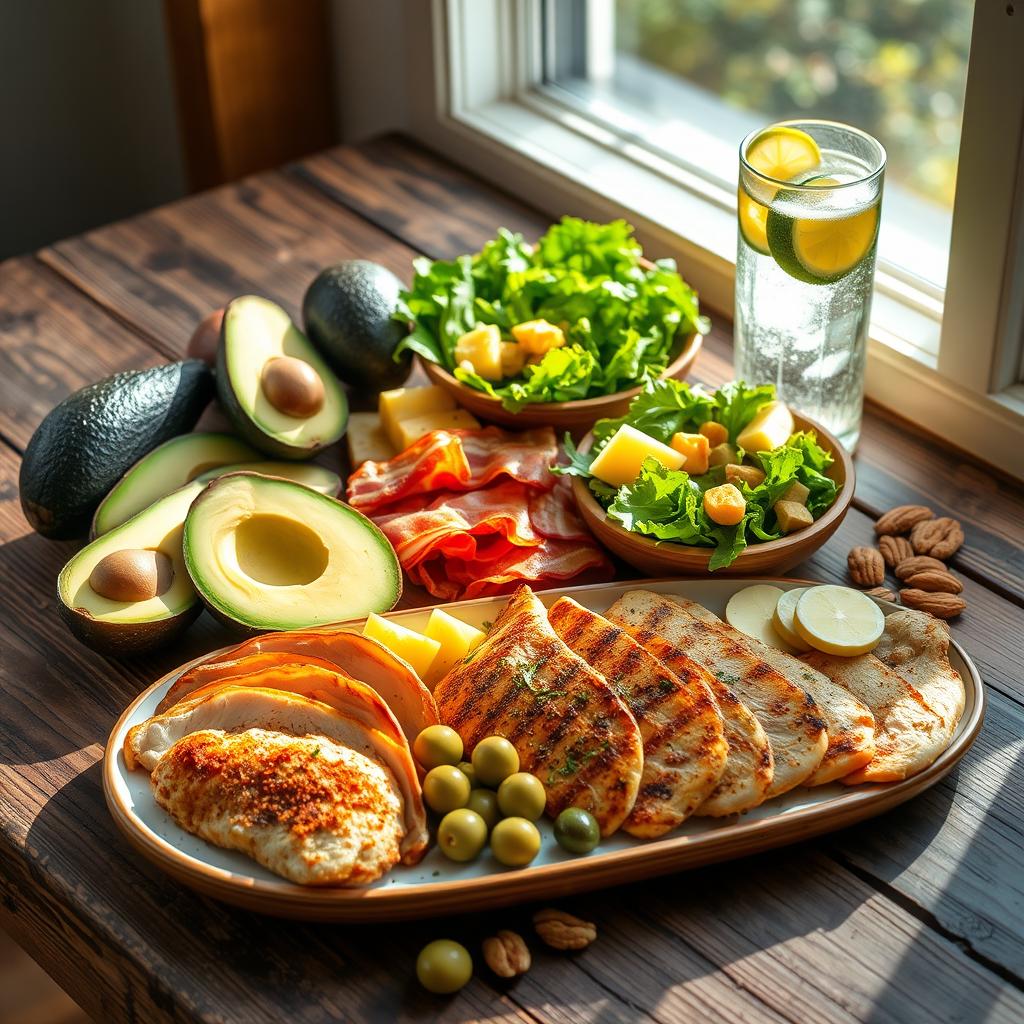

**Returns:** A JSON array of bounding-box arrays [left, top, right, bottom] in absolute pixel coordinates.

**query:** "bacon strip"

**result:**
[[347, 427, 559, 515], [347, 428, 610, 600]]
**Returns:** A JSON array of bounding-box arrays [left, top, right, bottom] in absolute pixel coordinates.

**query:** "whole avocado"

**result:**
[[302, 260, 412, 392], [19, 360, 214, 539]]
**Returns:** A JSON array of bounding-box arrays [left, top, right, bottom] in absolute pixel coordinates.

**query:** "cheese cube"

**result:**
[[779, 480, 810, 505], [698, 420, 729, 447], [774, 500, 814, 533], [379, 385, 455, 448], [346, 411, 395, 467], [424, 609, 487, 687], [393, 408, 481, 451], [500, 340, 526, 378], [455, 324, 503, 381], [589, 424, 686, 488], [363, 613, 441, 680], [737, 401, 795, 453], [725, 463, 766, 488], [670, 432, 711, 475], [511, 319, 566, 355]]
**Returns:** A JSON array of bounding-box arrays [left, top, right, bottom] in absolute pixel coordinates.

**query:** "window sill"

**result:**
[[411, 92, 1024, 475]]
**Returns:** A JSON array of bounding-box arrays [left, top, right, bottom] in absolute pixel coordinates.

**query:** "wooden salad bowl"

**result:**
[[571, 411, 854, 577], [419, 331, 702, 435]]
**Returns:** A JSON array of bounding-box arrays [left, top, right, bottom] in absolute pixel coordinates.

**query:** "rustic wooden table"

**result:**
[[2, 135, 1023, 1024]]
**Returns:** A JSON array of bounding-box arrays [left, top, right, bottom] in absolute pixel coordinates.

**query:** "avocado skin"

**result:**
[[56, 598, 201, 656], [19, 360, 214, 539], [302, 261, 412, 392]]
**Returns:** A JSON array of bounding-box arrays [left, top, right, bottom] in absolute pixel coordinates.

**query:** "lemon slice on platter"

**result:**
[[725, 584, 794, 652], [794, 585, 884, 656], [738, 187, 771, 255], [745, 126, 822, 182], [772, 587, 813, 652]]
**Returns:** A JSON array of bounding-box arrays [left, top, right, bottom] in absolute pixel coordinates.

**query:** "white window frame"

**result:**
[[405, 0, 1024, 476]]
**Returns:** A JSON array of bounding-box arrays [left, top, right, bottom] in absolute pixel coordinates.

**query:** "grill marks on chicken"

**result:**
[[547, 597, 727, 837], [434, 587, 643, 836], [152, 729, 405, 885]]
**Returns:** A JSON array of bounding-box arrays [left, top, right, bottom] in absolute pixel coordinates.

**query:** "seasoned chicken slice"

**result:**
[[874, 610, 966, 730], [158, 629, 438, 742], [605, 594, 773, 817], [126, 685, 428, 863], [651, 596, 828, 796], [548, 597, 728, 837], [679, 601, 875, 785], [801, 651, 947, 784], [153, 729, 405, 885], [434, 586, 643, 836]]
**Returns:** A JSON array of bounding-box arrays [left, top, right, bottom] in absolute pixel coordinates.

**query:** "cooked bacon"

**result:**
[[528, 475, 592, 541], [347, 427, 559, 514]]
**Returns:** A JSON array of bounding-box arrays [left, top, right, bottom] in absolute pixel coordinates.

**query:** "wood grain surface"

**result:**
[[1, 134, 1021, 1023]]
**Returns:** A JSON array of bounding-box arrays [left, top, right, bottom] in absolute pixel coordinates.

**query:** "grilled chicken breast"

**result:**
[[434, 586, 643, 836], [605, 593, 773, 816], [127, 685, 428, 863], [153, 729, 405, 885], [653, 596, 828, 796], [680, 601, 875, 785], [157, 630, 438, 742], [801, 651, 947, 784], [548, 597, 728, 837], [874, 610, 966, 731]]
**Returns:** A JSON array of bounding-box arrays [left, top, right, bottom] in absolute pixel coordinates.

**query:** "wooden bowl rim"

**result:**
[[418, 331, 702, 413], [571, 410, 855, 565]]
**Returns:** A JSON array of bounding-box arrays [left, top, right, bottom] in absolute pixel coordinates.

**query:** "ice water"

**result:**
[[735, 130, 884, 451]]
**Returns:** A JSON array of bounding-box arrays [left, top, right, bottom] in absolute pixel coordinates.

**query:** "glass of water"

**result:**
[[734, 120, 886, 450]]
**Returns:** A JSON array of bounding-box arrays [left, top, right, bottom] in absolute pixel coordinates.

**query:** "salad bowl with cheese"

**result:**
[[559, 378, 854, 576]]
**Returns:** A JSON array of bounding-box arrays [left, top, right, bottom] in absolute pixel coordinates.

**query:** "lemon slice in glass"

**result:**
[[745, 125, 821, 181], [766, 177, 880, 285], [738, 187, 771, 255], [794, 585, 884, 656], [772, 587, 813, 652]]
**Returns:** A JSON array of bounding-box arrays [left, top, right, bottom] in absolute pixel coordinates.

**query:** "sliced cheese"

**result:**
[[363, 613, 441, 680], [424, 609, 486, 687], [379, 385, 456, 449], [589, 424, 686, 488], [346, 411, 395, 467], [736, 400, 794, 453], [394, 408, 481, 451]]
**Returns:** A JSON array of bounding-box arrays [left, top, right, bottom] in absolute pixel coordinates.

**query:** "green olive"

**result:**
[[456, 760, 476, 788], [466, 788, 500, 831], [496, 772, 547, 821], [490, 816, 541, 867], [414, 725, 464, 771], [423, 765, 471, 814], [471, 735, 520, 788], [553, 807, 600, 854], [437, 808, 488, 862], [416, 939, 472, 994]]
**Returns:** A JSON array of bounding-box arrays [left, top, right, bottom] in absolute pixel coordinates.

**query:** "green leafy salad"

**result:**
[[556, 378, 839, 570], [393, 217, 709, 412]]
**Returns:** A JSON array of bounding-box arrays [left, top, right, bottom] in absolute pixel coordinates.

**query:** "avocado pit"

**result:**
[[261, 356, 325, 418], [89, 548, 174, 603]]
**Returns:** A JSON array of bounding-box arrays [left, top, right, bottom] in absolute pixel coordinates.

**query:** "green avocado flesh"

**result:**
[[183, 473, 400, 631], [194, 461, 341, 497], [92, 433, 259, 536], [58, 482, 205, 654], [217, 296, 348, 460]]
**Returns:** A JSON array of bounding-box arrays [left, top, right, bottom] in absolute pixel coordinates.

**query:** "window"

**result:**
[[408, 0, 1024, 473]]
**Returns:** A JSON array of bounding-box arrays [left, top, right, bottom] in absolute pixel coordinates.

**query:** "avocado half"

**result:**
[[183, 472, 401, 632], [92, 432, 259, 537], [302, 260, 412, 392], [20, 360, 214, 539], [217, 296, 348, 461], [58, 482, 205, 655]]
